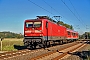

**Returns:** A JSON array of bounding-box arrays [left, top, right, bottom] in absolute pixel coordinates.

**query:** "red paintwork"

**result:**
[[42, 19, 67, 37], [66, 29, 78, 39], [24, 19, 42, 36], [73, 32, 78, 39], [24, 17, 78, 40]]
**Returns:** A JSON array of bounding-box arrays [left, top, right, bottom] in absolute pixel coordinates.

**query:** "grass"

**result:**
[[0, 38, 24, 51]]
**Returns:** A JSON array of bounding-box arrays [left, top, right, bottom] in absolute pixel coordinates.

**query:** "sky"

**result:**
[[0, 0, 90, 35]]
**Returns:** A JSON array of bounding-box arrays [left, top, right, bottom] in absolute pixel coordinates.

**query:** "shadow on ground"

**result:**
[[79, 40, 90, 44], [68, 41, 90, 59], [14, 45, 27, 50], [14, 45, 45, 50], [68, 50, 90, 60]]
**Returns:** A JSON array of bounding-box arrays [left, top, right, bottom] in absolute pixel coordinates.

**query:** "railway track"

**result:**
[[0, 49, 44, 60], [52, 44, 86, 60], [30, 41, 86, 60], [0, 41, 87, 60]]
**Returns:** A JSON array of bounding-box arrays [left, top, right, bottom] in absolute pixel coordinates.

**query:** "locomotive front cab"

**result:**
[[24, 20, 44, 49], [24, 20, 42, 36]]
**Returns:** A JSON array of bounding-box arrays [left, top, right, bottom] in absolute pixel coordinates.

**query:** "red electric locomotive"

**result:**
[[23, 16, 78, 49]]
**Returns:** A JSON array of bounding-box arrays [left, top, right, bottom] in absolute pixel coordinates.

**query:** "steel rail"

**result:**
[[30, 42, 79, 60]]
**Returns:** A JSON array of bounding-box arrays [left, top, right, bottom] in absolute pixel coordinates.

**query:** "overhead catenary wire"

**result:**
[[28, 0, 73, 24], [28, 0, 85, 31], [28, 0, 76, 30], [42, 0, 62, 16], [28, 0, 61, 22], [28, 0, 54, 15], [69, 0, 86, 27], [61, 0, 86, 28], [68, 0, 81, 30], [69, 0, 80, 17], [42, 0, 75, 25], [42, 0, 62, 21]]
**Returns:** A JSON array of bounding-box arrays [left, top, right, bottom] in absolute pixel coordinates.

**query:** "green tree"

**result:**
[[57, 21, 74, 30], [37, 16, 74, 30], [0, 31, 23, 38]]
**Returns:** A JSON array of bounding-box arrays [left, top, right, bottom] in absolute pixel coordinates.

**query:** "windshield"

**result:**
[[26, 22, 33, 27], [34, 22, 41, 27], [26, 22, 41, 27]]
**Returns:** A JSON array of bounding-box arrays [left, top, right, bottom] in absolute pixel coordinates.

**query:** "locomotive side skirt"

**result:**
[[43, 36, 66, 40]]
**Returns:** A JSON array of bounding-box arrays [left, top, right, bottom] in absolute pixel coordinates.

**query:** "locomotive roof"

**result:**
[[67, 29, 78, 33], [25, 19, 42, 21], [25, 18, 67, 28], [25, 18, 78, 34]]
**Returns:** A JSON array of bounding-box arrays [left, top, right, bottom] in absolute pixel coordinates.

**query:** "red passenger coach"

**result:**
[[23, 16, 78, 49], [66, 29, 78, 42], [73, 31, 78, 40]]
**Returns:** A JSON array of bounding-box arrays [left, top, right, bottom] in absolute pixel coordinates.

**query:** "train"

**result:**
[[23, 16, 78, 49]]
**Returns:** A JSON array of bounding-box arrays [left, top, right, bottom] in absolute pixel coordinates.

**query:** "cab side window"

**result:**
[[67, 31, 70, 35]]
